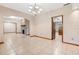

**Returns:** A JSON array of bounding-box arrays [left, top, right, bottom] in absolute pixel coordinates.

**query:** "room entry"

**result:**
[[21, 19, 30, 35], [21, 25, 26, 34], [51, 15, 63, 40]]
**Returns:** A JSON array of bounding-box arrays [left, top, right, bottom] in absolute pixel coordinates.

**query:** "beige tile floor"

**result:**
[[0, 33, 79, 55]]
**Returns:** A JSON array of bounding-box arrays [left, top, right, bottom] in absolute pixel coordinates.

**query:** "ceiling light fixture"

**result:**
[[28, 3, 43, 15]]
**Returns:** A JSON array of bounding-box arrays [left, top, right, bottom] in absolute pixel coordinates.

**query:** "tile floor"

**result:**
[[0, 33, 79, 55]]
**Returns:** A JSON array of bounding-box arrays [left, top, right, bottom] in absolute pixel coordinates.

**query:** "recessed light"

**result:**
[[29, 6, 33, 9], [28, 9, 32, 12], [39, 8, 43, 11], [32, 11, 37, 14], [35, 6, 39, 9], [37, 11, 40, 13], [9, 16, 16, 18]]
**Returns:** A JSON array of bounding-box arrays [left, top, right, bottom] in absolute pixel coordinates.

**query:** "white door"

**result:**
[[4, 23, 16, 33]]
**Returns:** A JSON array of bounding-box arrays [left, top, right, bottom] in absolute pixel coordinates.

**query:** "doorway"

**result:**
[[51, 15, 63, 40], [21, 19, 30, 35], [21, 25, 26, 34]]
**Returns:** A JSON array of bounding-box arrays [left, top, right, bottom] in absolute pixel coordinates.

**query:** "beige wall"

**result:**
[[63, 4, 79, 44], [35, 7, 63, 39], [0, 16, 3, 42], [17, 21, 22, 33], [30, 16, 36, 35]]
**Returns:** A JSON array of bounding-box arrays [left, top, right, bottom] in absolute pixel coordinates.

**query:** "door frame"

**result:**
[[3, 22, 17, 34], [51, 15, 63, 41]]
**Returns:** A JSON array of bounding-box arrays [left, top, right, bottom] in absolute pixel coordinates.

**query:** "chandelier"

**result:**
[[28, 3, 43, 15]]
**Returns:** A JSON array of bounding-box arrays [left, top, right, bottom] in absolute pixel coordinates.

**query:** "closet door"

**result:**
[[4, 23, 16, 33]]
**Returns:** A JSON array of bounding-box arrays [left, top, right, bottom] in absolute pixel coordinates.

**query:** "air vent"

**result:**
[[64, 3, 71, 6]]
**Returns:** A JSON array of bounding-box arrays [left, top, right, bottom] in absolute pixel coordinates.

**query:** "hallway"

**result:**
[[0, 33, 79, 55]]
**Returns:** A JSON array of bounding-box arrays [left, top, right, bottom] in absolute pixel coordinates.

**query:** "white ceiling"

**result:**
[[0, 3, 64, 15]]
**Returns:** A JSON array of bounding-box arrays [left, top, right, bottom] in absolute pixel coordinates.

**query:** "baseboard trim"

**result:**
[[63, 41, 79, 46], [31, 35, 79, 46], [30, 35, 36, 37], [16, 32, 22, 34], [30, 35, 51, 40]]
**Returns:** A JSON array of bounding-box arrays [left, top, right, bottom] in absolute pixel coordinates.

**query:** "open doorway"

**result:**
[[51, 15, 63, 40], [21, 19, 30, 35]]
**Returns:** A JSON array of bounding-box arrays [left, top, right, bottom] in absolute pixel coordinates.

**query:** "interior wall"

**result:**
[[30, 16, 36, 36], [35, 7, 63, 39], [17, 21, 22, 33], [63, 4, 79, 44], [25, 19, 30, 35], [0, 16, 3, 42]]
